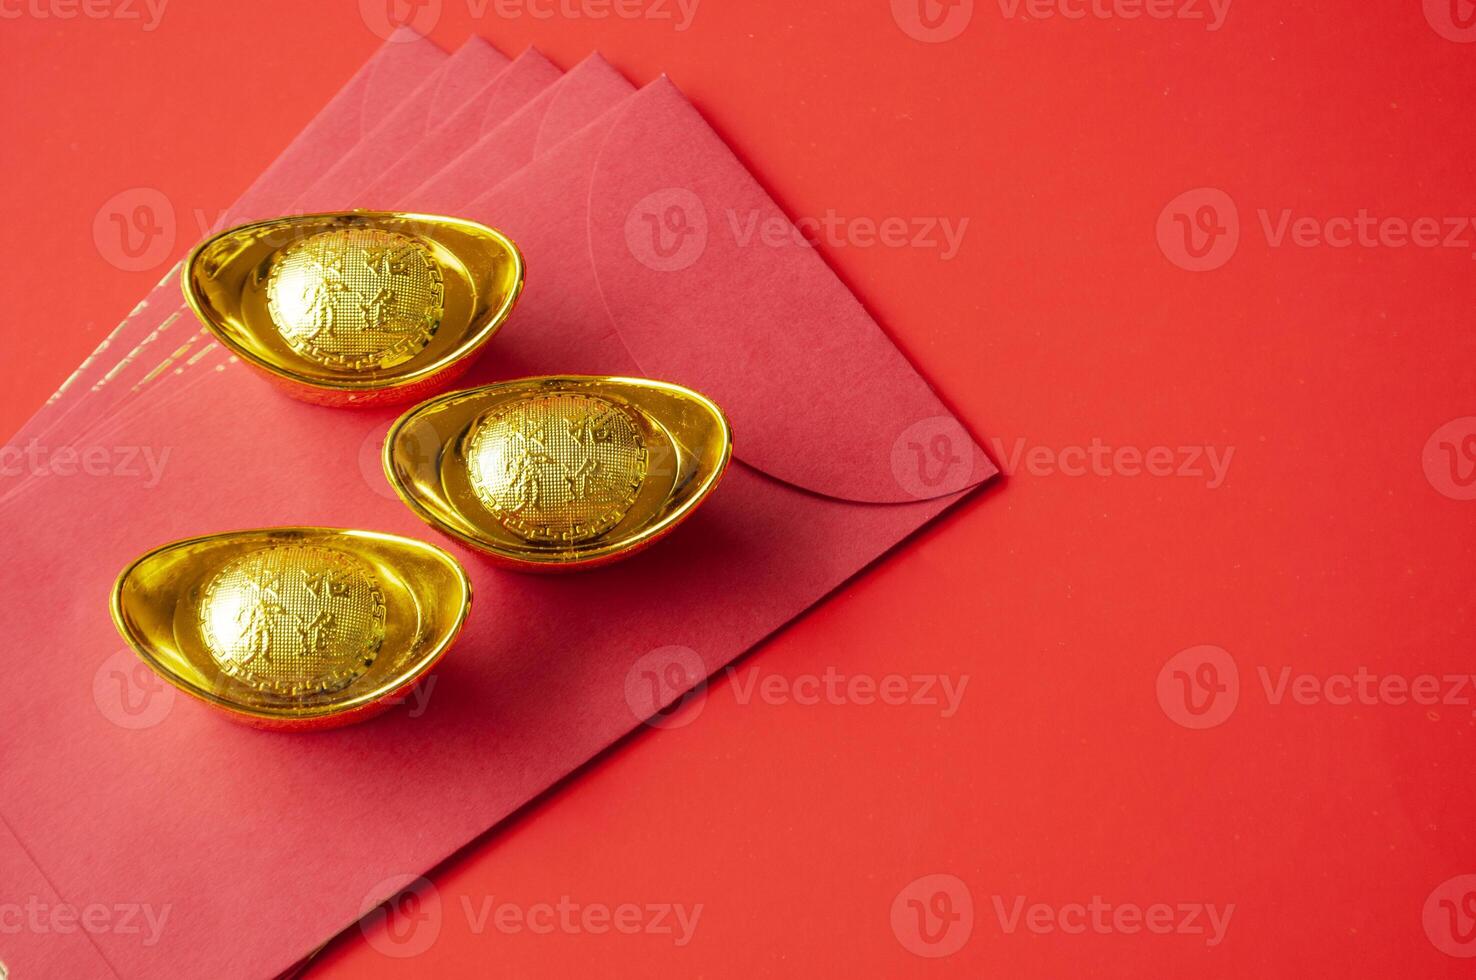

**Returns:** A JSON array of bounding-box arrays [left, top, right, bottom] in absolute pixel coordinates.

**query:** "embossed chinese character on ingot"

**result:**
[[466, 391, 651, 545], [182, 212, 523, 407], [197, 544, 387, 697], [111, 528, 471, 730], [383, 377, 732, 571], [266, 228, 444, 372]]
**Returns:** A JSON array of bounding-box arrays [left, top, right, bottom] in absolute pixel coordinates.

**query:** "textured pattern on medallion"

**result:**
[[266, 228, 444, 371], [466, 393, 649, 544], [198, 544, 386, 697]]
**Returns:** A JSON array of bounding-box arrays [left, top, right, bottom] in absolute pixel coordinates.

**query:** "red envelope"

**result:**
[[0, 29, 454, 484], [0, 79, 995, 980]]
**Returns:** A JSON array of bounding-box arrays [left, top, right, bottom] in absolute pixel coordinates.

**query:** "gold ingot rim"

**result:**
[[383, 376, 733, 571], [110, 527, 472, 729], [181, 211, 525, 398]]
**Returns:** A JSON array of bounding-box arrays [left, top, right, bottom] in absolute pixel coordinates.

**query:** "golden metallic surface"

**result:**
[[198, 544, 386, 697], [111, 528, 471, 730], [465, 392, 650, 544], [182, 212, 523, 407], [266, 228, 443, 371], [384, 376, 732, 572]]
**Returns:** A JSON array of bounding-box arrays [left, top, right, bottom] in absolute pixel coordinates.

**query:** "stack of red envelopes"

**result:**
[[0, 31, 995, 980]]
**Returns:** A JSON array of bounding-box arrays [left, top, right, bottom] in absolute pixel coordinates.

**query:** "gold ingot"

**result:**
[[111, 528, 471, 730], [384, 376, 732, 571], [182, 212, 523, 407]]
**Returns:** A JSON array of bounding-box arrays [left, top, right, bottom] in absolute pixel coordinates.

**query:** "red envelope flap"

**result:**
[[471, 47, 563, 135], [362, 47, 575, 204], [234, 27, 446, 221], [408, 52, 632, 214], [304, 37, 511, 206], [425, 36, 510, 119], [533, 53, 629, 157], [357, 27, 448, 120], [587, 79, 995, 504]]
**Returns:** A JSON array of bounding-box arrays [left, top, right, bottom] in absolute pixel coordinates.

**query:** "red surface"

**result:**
[[2, 2, 1473, 977]]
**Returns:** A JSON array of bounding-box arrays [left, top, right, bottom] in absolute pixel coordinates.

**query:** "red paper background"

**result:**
[[2, 2, 1473, 977]]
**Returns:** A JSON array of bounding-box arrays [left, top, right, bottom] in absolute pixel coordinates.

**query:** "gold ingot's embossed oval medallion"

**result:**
[[384, 376, 732, 572], [197, 544, 387, 697], [465, 392, 650, 545], [266, 228, 445, 371], [111, 528, 471, 730], [183, 212, 523, 407]]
